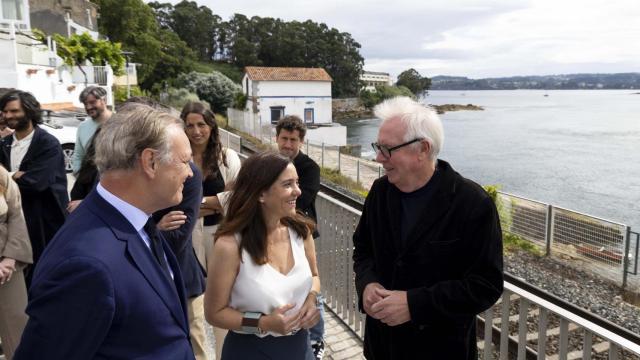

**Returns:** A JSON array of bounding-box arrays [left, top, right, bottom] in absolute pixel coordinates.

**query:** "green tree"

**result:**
[[94, 0, 195, 91], [359, 85, 415, 109], [396, 68, 431, 96], [34, 30, 125, 85]]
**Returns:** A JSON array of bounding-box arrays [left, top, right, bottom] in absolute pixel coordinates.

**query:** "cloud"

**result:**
[[160, 0, 640, 78]]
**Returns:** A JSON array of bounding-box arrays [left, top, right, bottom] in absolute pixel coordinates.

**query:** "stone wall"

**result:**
[[332, 97, 372, 120], [29, 0, 99, 34]]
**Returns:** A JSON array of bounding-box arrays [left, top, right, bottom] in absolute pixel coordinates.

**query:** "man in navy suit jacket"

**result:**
[[15, 104, 196, 359], [0, 90, 68, 286]]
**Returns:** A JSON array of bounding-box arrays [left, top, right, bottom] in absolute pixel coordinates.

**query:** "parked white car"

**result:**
[[41, 110, 84, 173]]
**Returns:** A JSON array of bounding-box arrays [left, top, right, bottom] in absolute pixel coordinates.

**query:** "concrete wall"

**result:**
[[254, 80, 331, 97], [305, 125, 347, 146], [255, 96, 332, 125]]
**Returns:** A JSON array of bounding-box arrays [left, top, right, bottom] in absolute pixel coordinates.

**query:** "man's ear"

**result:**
[[419, 140, 431, 160], [140, 148, 156, 176]]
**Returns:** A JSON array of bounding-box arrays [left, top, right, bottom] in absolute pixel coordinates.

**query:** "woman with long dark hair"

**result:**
[[204, 151, 321, 359], [180, 101, 240, 357]]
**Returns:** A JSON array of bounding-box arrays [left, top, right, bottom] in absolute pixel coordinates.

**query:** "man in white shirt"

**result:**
[[0, 90, 68, 286]]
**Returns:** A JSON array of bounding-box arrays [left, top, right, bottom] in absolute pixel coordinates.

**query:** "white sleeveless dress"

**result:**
[[228, 227, 312, 338]]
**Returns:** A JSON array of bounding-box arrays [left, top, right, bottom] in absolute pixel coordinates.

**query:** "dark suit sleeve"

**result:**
[[352, 186, 380, 312], [154, 165, 202, 254], [406, 197, 504, 324], [15, 257, 115, 360], [296, 158, 320, 214], [15, 136, 64, 192]]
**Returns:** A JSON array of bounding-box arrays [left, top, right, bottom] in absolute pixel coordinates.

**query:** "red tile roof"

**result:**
[[245, 66, 332, 81]]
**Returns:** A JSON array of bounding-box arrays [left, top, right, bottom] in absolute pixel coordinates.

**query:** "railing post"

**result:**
[[306, 139, 309, 154], [356, 159, 360, 184], [622, 225, 631, 289], [545, 204, 553, 256], [321, 143, 325, 168], [337, 147, 341, 173]]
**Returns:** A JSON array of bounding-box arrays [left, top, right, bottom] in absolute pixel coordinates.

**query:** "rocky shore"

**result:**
[[332, 98, 483, 120], [505, 248, 640, 334]]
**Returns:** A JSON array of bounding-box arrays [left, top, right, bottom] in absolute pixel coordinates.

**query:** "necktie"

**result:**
[[144, 218, 172, 279]]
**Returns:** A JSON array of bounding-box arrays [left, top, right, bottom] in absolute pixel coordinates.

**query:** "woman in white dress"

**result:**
[[204, 151, 321, 359]]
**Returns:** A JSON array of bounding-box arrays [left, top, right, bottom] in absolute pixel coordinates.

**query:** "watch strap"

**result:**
[[241, 311, 263, 334]]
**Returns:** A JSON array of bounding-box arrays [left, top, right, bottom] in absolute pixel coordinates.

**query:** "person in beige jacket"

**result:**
[[0, 165, 32, 360]]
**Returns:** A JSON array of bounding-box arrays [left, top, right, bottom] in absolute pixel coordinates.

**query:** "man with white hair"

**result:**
[[353, 96, 503, 359]]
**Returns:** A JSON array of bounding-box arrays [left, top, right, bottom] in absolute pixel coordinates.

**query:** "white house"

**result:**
[[0, 0, 132, 110], [243, 66, 333, 124], [360, 70, 393, 91], [227, 66, 346, 146]]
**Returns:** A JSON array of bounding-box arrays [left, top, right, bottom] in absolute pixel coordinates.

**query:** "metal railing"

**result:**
[[225, 112, 384, 189], [219, 128, 242, 153], [495, 192, 637, 291], [315, 186, 640, 359]]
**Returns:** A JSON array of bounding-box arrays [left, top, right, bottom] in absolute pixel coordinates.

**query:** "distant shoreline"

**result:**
[[334, 103, 484, 121]]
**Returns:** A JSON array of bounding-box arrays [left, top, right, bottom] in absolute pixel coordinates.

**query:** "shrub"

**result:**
[[358, 85, 416, 109], [162, 87, 209, 110], [176, 71, 241, 114], [113, 85, 145, 104]]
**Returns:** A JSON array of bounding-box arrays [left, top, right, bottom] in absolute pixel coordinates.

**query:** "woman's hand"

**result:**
[[298, 293, 321, 329], [259, 303, 302, 335], [201, 196, 222, 212], [157, 211, 187, 231], [0, 257, 17, 285], [67, 199, 83, 213]]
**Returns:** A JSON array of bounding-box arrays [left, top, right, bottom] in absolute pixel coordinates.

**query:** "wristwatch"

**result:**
[[241, 312, 264, 334]]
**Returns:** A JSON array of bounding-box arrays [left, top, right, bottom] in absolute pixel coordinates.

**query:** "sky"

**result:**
[[163, 0, 640, 79]]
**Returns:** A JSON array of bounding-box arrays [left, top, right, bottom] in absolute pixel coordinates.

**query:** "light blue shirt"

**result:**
[[96, 183, 173, 279], [72, 117, 100, 174]]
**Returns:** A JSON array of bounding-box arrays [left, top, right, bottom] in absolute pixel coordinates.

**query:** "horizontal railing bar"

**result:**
[[498, 190, 550, 207], [504, 279, 640, 353], [551, 205, 627, 228]]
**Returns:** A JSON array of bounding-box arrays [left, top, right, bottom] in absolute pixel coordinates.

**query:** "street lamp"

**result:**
[[122, 51, 133, 99]]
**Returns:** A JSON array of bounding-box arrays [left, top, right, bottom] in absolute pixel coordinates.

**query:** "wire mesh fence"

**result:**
[[497, 192, 548, 248], [496, 192, 635, 290]]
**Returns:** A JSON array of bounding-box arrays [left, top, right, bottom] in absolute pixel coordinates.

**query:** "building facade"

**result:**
[[0, 0, 134, 109], [360, 70, 393, 91]]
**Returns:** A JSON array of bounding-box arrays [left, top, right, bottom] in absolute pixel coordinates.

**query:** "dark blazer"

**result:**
[[0, 126, 68, 270], [293, 151, 320, 238], [14, 190, 194, 360], [154, 162, 206, 298], [353, 160, 504, 360]]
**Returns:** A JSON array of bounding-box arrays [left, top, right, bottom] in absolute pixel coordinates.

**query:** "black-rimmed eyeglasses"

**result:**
[[371, 138, 423, 158]]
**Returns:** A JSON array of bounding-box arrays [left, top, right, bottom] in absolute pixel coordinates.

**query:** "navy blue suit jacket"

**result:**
[[154, 162, 206, 298], [14, 190, 195, 360]]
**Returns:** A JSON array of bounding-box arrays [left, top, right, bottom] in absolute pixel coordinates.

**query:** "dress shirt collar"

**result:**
[[96, 182, 150, 232]]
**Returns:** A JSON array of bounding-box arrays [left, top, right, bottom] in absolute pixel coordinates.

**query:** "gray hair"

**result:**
[[79, 86, 107, 104], [94, 104, 183, 173], [374, 96, 444, 161]]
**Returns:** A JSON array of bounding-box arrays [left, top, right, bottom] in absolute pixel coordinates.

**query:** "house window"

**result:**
[[304, 108, 314, 124], [1, 0, 23, 20], [270, 106, 285, 123]]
